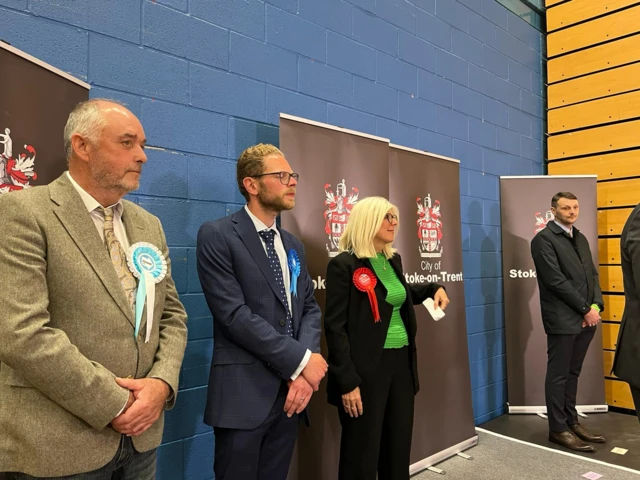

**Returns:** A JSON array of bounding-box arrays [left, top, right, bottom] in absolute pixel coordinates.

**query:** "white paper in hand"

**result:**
[[423, 297, 445, 321]]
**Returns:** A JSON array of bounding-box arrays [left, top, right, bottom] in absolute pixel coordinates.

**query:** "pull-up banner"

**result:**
[[280, 114, 390, 480], [389, 145, 476, 473], [0, 41, 89, 195], [500, 175, 606, 413], [280, 114, 476, 479]]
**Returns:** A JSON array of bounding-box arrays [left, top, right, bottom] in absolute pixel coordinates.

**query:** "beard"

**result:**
[[89, 153, 140, 195], [555, 212, 576, 225], [257, 183, 295, 213]]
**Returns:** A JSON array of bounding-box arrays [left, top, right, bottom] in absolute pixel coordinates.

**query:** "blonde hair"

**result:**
[[237, 143, 284, 201], [339, 196, 398, 259]]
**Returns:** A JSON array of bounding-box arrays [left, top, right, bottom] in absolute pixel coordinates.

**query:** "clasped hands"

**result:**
[[283, 352, 328, 418], [582, 307, 601, 328], [111, 377, 170, 436]]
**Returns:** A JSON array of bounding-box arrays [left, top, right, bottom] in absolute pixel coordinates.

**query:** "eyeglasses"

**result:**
[[384, 213, 399, 224], [251, 171, 300, 185]]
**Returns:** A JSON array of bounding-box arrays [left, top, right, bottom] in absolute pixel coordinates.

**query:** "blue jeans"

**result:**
[[8, 436, 155, 480]]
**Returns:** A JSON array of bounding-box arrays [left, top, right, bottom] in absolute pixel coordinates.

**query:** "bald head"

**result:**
[[63, 99, 135, 161]]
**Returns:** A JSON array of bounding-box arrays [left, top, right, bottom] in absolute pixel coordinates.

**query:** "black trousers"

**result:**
[[213, 382, 298, 480], [337, 347, 414, 480], [545, 328, 595, 433]]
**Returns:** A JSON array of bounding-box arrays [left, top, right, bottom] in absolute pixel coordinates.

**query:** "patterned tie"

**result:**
[[259, 229, 293, 337], [102, 207, 137, 310]]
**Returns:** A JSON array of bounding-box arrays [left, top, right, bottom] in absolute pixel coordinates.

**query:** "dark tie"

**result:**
[[259, 229, 293, 337]]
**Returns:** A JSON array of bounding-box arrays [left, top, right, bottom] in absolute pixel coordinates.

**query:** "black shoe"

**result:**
[[569, 423, 606, 443], [549, 430, 595, 452]]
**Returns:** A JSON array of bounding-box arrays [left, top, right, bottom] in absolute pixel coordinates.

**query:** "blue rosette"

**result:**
[[287, 249, 300, 298], [127, 242, 167, 343]]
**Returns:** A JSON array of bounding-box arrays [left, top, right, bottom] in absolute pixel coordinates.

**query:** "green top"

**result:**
[[369, 253, 409, 348]]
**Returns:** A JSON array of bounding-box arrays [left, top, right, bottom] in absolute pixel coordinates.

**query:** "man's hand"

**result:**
[[111, 378, 170, 436], [433, 287, 450, 310], [583, 307, 600, 327], [284, 376, 313, 417], [342, 387, 363, 418], [301, 353, 328, 392]]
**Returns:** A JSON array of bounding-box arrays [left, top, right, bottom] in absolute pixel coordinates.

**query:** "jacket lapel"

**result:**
[[121, 202, 146, 246], [49, 175, 135, 326], [233, 208, 289, 312], [121, 203, 149, 330], [280, 231, 299, 326], [361, 257, 393, 323]]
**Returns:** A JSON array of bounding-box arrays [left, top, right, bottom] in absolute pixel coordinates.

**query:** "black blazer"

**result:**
[[531, 221, 604, 335], [613, 204, 640, 388], [323, 251, 442, 406]]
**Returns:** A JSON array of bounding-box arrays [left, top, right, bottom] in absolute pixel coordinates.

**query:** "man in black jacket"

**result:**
[[531, 192, 605, 452], [613, 203, 640, 420]]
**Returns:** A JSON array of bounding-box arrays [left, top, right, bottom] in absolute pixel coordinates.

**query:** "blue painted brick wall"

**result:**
[[1, 0, 544, 477]]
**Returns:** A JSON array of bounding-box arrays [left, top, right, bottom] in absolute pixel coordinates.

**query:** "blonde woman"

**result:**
[[324, 196, 449, 480]]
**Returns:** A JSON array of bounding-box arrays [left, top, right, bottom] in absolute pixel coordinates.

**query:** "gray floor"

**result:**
[[481, 411, 640, 470], [411, 430, 640, 480]]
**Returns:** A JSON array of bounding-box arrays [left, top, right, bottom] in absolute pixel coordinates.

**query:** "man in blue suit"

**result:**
[[197, 143, 326, 480]]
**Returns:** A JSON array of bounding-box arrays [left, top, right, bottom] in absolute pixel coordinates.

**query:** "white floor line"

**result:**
[[476, 427, 640, 476]]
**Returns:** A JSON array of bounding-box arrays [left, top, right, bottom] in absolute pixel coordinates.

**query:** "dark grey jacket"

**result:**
[[531, 221, 603, 334], [613, 204, 640, 388]]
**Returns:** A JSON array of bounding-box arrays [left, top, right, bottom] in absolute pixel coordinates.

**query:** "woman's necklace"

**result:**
[[374, 253, 387, 270]]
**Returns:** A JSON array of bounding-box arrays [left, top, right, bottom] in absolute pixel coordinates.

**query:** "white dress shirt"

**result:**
[[554, 220, 573, 237], [66, 172, 129, 248], [244, 205, 310, 380]]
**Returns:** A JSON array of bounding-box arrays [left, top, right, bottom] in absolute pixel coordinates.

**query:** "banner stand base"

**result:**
[[409, 434, 478, 476], [508, 404, 609, 414]]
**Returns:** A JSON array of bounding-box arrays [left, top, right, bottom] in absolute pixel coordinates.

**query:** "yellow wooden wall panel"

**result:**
[[598, 178, 640, 208], [603, 350, 615, 377], [547, 150, 640, 180], [548, 90, 640, 134], [601, 294, 625, 322], [548, 6, 640, 57], [598, 208, 633, 236], [546, 0, 566, 7], [602, 322, 620, 349], [547, 0, 640, 32], [547, 35, 640, 84], [606, 378, 635, 408], [548, 63, 640, 109], [600, 265, 624, 292], [548, 120, 640, 160], [598, 238, 621, 265]]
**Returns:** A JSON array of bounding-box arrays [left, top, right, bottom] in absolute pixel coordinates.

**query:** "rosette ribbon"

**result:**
[[288, 249, 300, 298], [353, 267, 380, 322], [127, 242, 168, 343]]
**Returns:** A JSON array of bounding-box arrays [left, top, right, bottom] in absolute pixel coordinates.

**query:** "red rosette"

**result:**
[[353, 267, 381, 323]]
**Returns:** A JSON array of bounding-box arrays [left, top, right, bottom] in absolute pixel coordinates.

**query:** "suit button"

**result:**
[[279, 319, 285, 326]]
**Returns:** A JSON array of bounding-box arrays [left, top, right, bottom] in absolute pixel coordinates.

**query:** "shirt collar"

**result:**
[[67, 171, 123, 215], [244, 205, 279, 236], [554, 220, 573, 236]]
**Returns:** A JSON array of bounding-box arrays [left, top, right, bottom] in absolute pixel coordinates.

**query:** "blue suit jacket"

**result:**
[[197, 207, 322, 429]]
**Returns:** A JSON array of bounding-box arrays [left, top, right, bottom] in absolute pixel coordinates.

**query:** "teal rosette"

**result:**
[[127, 242, 167, 342]]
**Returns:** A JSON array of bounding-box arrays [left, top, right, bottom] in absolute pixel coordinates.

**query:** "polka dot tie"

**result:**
[[259, 229, 293, 337]]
